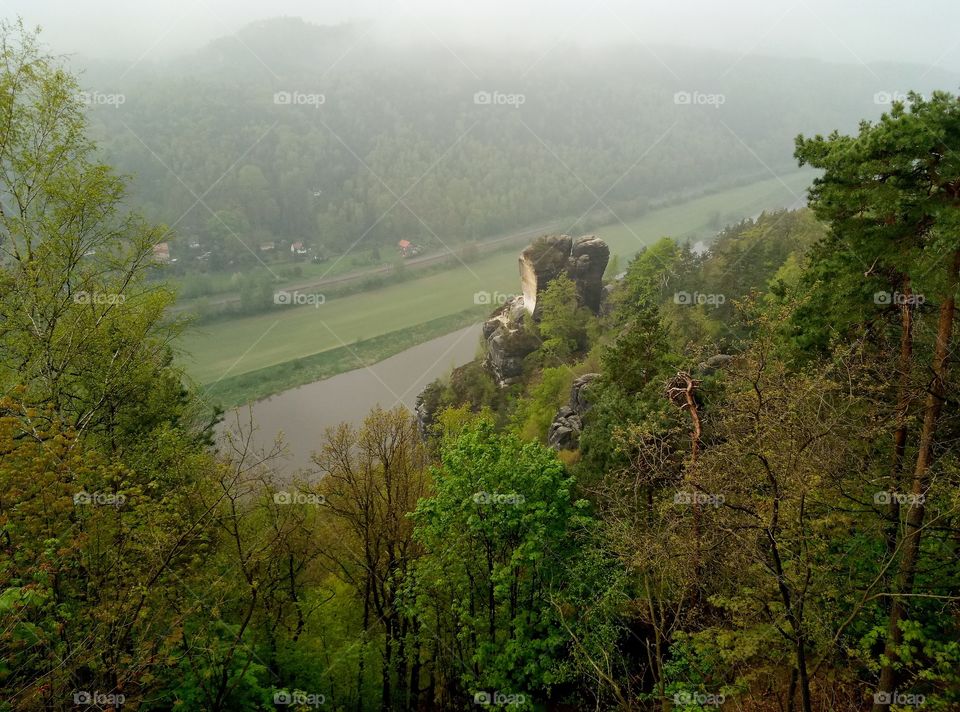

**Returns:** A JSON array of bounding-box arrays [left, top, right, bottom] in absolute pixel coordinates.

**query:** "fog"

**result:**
[[13, 0, 960, 73]]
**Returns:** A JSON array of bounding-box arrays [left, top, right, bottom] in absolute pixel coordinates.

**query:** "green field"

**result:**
[[178, 172, 812, 396]]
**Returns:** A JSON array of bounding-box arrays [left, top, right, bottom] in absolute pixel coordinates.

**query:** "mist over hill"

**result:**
[[72, 18, 959, 269]]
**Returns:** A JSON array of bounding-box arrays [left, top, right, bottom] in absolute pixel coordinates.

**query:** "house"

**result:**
[[153, 242, 171, 264], [398, 239, 423, 257], [290, 241, 308, 256], [259, 241, 276, 252]]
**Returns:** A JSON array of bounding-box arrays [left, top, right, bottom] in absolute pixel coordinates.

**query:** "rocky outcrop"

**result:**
[[570, 373, 599, 414], [519, 234, 610, 318], [416, 229, 614, 427], [482, 295, 540, 387], [484, 234, 609, 386], [547, 373, 600, 450], [414, 383, 440, 436], [519, 235, 572, 318], [447, 233, 612, 389], [547, 406, 582, 450], [568, 236, 610, 312]]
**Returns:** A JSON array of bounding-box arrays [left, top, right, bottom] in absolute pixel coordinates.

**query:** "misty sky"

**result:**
[[9, 0, 960, 73]]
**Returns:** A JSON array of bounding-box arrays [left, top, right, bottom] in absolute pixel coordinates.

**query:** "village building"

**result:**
[[153, 242, 171, 263]]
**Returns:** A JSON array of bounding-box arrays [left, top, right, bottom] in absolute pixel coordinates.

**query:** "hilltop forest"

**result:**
[[1, 21, 959, 712], [77, 18, 954, 272]]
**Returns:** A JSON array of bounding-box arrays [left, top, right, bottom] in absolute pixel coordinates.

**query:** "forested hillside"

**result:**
[[1, 20, 959, 712], [74, 18, 956, 271]]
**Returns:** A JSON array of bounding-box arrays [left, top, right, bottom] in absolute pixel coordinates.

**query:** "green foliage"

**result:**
[[612, 237, 687, 320], [3, 18, 959, 709], [409, 416, 601, 705], [512, 367, 575, 443], [792, 91, 960, 356], [536, 274, 594, 362]]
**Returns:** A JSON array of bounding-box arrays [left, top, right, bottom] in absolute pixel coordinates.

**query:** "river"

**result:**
[[217, 323, 483, 472]]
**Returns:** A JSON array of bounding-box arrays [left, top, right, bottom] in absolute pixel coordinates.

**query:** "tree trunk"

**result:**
[[786, 666, 797, 712], [357, 578, 370, 712], [874, 250, 959, 709], [671, 372, 704, 609], [796, 633, 812, 712], [408, 618, 422, 710], [885, 277, 914, 560], [381, 618, 393, 712], [397, 614, 408, 706]]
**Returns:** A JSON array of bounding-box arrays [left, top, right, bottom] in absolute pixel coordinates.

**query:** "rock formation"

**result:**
[[568, 236, 610, 312], [519, 234, 610, 318], [414, 382, 441, 435], [569, 373, 599, 414], [547, 406, 582, 450], [481, 234, 611, 386], [482, 295, 539, 386], [547, 373, 599, 450], [416, 233, 612, 429]]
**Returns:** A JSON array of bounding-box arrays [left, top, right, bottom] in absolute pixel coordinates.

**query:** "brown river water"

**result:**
[[216, 324, 483, 473]]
